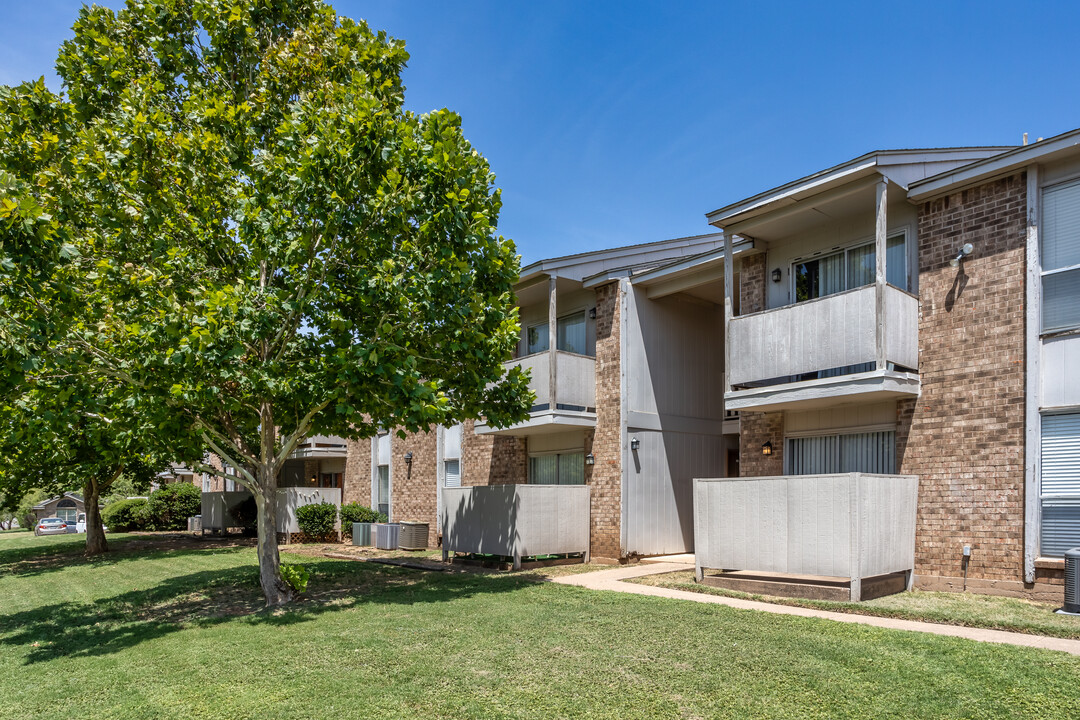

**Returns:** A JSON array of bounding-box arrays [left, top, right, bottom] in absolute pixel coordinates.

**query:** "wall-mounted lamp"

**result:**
[[585, 453, 595, 466], [310, 475, 318, 485], [761, 441, 773, 456], [630, 437, 640, 451], [588, 307, 597, 319], [403, 451, 413, 479], [771, 268, 782, 283], [950, 242, 974, 268]]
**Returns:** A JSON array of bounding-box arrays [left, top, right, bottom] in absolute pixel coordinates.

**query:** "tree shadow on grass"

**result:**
[[0, 534, 256, 579], [1, 557, 532, 664]]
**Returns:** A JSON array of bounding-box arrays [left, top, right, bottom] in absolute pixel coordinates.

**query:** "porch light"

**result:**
[[310, 475, 317, 485], [403, 451, 413, 466], [585, 453, 595, 466], [761, 441, 773, 456], [404, 451, 413, 480], [588, 307, 597, 319], [771, 268, 782, 283], [630, 437, 640, 451]]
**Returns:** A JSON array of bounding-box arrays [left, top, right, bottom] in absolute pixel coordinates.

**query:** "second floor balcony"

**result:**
[[725, 283, 920, 412]]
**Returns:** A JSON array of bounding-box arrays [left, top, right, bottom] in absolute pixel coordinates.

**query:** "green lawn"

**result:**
[[629, 570, 1080, 640], [2, 534, 1080, 719]]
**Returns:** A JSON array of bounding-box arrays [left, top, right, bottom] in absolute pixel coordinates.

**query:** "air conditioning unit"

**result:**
[[1065, 548, 1080, 615], [399, 521, 430, 551]]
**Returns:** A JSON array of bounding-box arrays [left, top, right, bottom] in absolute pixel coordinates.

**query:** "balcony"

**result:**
[[476, 350, 596, 435], [725, 284, 919, 412]]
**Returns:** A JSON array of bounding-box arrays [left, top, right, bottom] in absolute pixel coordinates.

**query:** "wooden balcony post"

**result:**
[[548, 274, 558, 410], [875, 179, 888, 371], [723, 232, 734, 395]]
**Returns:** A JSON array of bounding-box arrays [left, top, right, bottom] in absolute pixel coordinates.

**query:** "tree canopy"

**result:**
[[1, 0, 531, 603]]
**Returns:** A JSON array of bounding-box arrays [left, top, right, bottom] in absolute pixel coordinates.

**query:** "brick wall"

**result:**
[[739, 412, 784, 476], [343, 437, 371, 506], [903, 173, 1028, 585], [739, 253, 767, 314], [590, 280, 622, 560], [461, 419, 527, 486], [392, 429, 439, 547]]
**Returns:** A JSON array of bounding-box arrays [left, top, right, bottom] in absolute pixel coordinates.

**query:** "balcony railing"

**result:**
[[727, 284, 918, 388], [506, 350, 596, 411]]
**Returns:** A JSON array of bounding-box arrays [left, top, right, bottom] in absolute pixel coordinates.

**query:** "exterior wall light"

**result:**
[[403, 451, 413, 479], [630, 437, 640, 451], [771, 268, 782, 283], [585, 453, 595, 466], [588, 307, 597, 319], [761, 441, 773, 456], [310, 475, 318, 485], [950, 242, 974, 268]]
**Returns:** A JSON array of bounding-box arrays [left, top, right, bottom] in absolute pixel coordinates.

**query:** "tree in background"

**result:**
[[1, 0, 530, 604]]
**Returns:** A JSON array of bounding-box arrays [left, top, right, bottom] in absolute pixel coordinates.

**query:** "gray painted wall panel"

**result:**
[[695, 473, 917, 581], [730, 285, 918, 384], [441, 485, 590, 558]]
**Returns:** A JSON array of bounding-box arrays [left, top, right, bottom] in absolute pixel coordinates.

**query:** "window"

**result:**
[[785, 431, 896, 475], [319, 473, 342, 488], [794, 234, 907, 303], [1041, 179, 1080, 332], [1041, 413, 1080, 556], [443, 459, 461, 488], [529, 452, 585, 485], [377, 465, 390, 517], [56, 499, 78, 523], [525, 311, 589, 355]]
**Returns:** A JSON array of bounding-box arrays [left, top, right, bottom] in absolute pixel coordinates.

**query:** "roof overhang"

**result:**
[[629, 238, 756, 299], [909, 127, 1080, 202]]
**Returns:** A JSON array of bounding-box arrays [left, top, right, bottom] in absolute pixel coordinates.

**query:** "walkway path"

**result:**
[[553, 562, 1080, 656]]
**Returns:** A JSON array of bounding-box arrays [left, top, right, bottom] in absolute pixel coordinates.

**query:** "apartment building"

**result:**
[[198, 128, 1079, 600]]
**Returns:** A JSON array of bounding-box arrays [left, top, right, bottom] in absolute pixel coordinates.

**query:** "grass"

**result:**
[[2, 534, 1079, 719], [627, 570, 1080, 640]]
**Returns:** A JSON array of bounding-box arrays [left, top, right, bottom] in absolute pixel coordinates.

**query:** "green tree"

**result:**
[[0, 377, 176, 553], [2, 0, 529, 604]]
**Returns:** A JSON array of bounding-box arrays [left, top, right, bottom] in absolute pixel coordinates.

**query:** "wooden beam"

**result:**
[[548, 275, 558, 410], [1024, 164, 1041, 584], [723, 233, 734, 395], [874, 179, 888, 371]]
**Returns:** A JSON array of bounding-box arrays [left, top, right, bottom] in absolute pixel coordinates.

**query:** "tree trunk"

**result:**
[[255, 466, 293, 606], [84, 479, 108, 555]]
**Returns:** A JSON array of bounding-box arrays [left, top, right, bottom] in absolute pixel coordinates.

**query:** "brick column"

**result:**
[[739, 253, 767, 314], [739, 412, 784, 476], [590, 280, 623, 560]]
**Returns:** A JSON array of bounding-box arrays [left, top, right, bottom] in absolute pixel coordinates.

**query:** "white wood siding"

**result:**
[[694, 473, 917, 600], [728, 285, 918, 385], [441, 485, 590, 563]]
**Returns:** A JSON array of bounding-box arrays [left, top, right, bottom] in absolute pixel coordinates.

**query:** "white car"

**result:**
[[34, 518, 70, 536]]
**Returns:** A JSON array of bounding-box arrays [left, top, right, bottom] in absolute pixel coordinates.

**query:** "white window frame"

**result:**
[[1039, 177, 1080, 334]]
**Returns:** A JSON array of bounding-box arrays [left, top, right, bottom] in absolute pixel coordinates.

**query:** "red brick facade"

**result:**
[[901, 172, 1048, 594], [589, 280, 623, 561], [391, 429, 439, 546], [739, 253, 768, 314], [738, 412, 784, 477], [461, 419, 527, 486]]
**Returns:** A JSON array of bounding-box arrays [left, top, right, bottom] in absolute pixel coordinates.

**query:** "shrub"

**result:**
[[280, 563, 309, 593], [295, 501, 337, 540], [143, 483, 202, 530], [101, 498, 149, 532], [339, 502, 387, 527]]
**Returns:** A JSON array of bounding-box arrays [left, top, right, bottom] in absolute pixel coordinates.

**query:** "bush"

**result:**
[[280, 563, 309, 593], [295, 501, 337, 540], [339, 502, 387, 527], [143, 483, 202, 530], [101, 498, 149, 532]]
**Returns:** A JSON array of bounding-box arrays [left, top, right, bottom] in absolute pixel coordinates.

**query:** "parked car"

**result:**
[[34, 518, 69, 536]]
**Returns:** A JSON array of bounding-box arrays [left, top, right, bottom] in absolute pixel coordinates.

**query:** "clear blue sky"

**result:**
[[3, 1, 1079, 264]]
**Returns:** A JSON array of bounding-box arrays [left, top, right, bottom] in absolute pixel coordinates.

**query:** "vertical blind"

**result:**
[[443, 459, 461, 488], [786, 431, 896, 475], [377, 465, 390, 517], [529, 452, 585, 485], [1042, 180, 1080, 331], [1041, 413, 1080, 556]]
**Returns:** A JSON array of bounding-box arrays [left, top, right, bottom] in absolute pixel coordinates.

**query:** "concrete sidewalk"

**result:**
[[552, 562, 1080, 657]]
